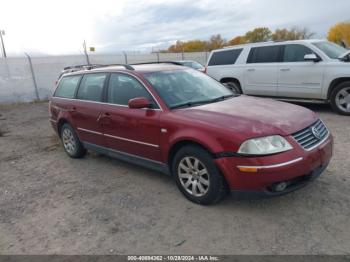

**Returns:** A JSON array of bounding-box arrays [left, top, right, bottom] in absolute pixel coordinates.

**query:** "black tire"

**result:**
[[330, 81, 350, 116], [172, 145, 228, 205], [60, 123, 87, 158], [223, 81, 242, 95]]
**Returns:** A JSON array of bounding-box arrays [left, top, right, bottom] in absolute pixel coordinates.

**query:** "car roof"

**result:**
[[216, 39, 326, 51]]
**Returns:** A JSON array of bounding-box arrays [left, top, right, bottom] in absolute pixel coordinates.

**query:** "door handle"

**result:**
[[247, 68, 255, 72], [280, 68, 290, 72], [68, 106, 76, 112], [97, 112, 111, 122]]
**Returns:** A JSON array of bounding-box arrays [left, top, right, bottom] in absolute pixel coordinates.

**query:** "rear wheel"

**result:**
[[60, 123, 87, 158], [223, 81, 242, 95], [172, 145, 228, 205], [330, 81, 350, 116]]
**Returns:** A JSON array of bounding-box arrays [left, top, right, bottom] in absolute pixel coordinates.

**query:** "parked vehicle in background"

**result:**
[[49, 63, 333, 205], [175, 60, 205, 72], [206, 40, 350, 115]]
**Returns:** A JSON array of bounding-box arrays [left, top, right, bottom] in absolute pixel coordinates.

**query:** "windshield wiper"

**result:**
[[170, 94, 235, 109]]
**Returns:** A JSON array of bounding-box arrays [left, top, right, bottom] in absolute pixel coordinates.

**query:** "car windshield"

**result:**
[[313, 41, 348, 59], [143, 69, 234, 109], [181, 61, 204, 70]]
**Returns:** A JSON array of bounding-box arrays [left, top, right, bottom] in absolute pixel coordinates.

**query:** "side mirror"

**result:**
[[128, 97, 151, 109], [304, 54, 320, 62]]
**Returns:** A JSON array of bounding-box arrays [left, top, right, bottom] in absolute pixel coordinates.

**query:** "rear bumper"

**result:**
[[215, 134, 333, 196]]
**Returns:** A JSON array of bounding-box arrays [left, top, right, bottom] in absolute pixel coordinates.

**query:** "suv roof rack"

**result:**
[[63, 63, 135, 72], [131, 61, 183, 66]]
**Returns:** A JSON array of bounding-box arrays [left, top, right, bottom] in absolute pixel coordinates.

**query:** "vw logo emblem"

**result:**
[[311, 126, 322, 140]]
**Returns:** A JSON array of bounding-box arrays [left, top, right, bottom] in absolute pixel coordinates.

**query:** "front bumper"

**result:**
[[214, 134, 333, 197]]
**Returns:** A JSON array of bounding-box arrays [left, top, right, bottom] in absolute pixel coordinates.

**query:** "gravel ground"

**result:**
[[0, 101, 349, 255]]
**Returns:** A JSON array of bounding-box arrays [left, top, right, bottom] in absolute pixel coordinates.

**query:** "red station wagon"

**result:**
[[49, 63, 333, 205]]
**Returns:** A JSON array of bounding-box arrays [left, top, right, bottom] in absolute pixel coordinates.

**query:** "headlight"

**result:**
[[238, 135, 293, 155]]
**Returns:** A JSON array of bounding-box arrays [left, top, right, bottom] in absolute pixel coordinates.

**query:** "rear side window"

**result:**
[[54, 75, 81, 98], [76, 73, 107, 102], [247, 46, 281, 63], [208, 49, 243, 66], [107, 73, 157, 107], [283, 44, 315, 62]]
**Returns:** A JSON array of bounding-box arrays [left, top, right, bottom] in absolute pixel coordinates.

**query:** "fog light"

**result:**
[[273, 182, 287, 192]]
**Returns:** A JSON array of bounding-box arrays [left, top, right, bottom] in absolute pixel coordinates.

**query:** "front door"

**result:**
[[277, 44, 325, 99], [100, 73, 162, 162]]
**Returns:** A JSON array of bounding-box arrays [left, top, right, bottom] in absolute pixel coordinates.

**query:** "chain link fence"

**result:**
[[0, 51, 209, 103]]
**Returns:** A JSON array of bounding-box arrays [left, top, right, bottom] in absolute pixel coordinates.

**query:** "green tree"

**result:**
[[244, 27, 272, 43], [207, 34, 226, 50]]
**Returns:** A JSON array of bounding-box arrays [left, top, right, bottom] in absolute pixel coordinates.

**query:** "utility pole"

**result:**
[[83, 40, 90, 65], [0, 30, 7, 58]]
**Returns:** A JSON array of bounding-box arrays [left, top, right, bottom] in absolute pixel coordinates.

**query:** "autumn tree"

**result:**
[[272, 27, 314, 41], [228, 36, 246, 46], [328, 22, 350, 47], [244, 27, 272, 43]]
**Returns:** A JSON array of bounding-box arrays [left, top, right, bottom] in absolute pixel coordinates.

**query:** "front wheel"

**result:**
[[330, 82, 350, 116], [172, 145, 228, 205]]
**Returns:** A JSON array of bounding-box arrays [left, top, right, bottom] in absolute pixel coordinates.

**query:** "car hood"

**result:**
[[173, 95, 317, 137]]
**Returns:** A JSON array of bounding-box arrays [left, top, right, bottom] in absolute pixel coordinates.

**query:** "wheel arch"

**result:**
[[328, 77, 350, 99], [167, 139, 217, 170], [220, 77, 242, 92], [57, 118, 71, 137]]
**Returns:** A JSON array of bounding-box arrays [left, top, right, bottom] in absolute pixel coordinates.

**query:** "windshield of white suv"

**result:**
[[144, 69, 234, 109], [313, 41, 348, 59]]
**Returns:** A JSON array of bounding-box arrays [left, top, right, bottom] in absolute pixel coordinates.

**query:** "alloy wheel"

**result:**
[[62, 128, 77, 155], [335, 87, 350, 113], [178, 156, 210, 197]]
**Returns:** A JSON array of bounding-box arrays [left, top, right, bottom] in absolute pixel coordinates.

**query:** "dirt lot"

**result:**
[[0, 101, 349, 255]]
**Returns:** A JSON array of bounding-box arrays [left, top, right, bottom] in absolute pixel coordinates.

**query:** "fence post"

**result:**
[[123, 51, 128, 64], [24, 53, 40, 101], [157, 52, 160, 62]]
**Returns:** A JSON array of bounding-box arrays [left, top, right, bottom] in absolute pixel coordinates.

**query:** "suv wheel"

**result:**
[[60, 123, 87, 158], [172, 145, 228, 205], [330, 81, 350, 116], [223, 81, 242, 95]]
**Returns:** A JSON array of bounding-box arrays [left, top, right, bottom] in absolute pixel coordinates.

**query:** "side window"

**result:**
[[76, 73, 107, 102], [208, 49, 243, 66], [247, 46, 281, 63], [283, 44, 315, 62], [107, 73, 158, 108], [54, 75, 81, 98]]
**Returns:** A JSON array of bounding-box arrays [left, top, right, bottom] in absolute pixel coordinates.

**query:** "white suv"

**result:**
[[206, 40, 350, 115]]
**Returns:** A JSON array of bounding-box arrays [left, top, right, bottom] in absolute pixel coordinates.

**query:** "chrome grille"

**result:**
[[292, 119, 329, 150]]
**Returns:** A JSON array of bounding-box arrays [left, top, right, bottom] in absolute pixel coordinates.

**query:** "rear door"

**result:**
[[72, 73, 108, 146], [244, 45, 281, 96], [277, 44, 325, 99], [100, 73, 162, 162]]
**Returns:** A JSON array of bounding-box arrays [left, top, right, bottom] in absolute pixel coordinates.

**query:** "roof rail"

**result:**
[[131, 61, 183, 66], [100, 64, 135, 70], [63, 63, 135, 72]]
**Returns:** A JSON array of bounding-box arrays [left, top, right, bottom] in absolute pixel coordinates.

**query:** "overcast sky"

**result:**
[[0, 0, 349, 56]]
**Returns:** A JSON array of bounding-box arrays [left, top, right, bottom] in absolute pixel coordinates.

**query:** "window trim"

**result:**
[[280, 44, 323, 63], [246, 45, 283, 64], [105, 72, 162, 110], [75, 72, 109, 102], [208, 48, 243, 66], [53, 74, 83, 98]]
